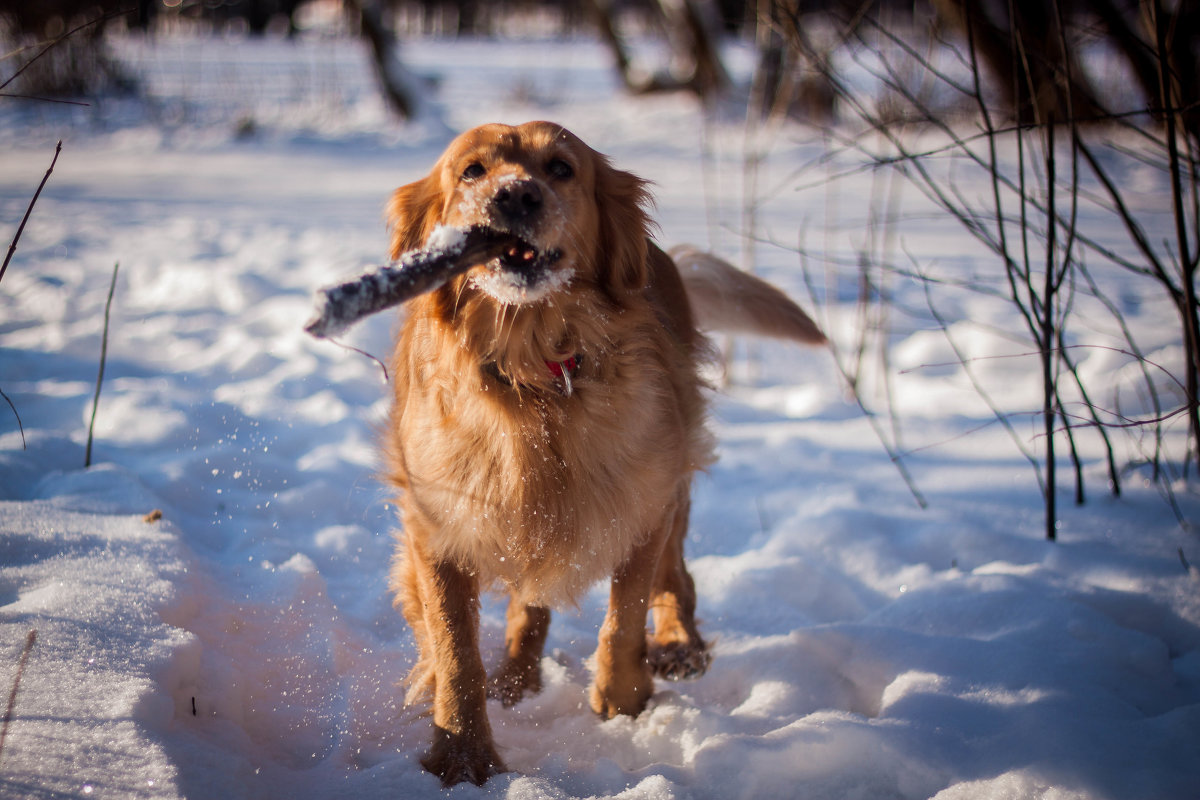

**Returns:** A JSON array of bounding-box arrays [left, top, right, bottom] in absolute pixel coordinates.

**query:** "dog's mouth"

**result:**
[[473, 233, 570, 304], [496, 236, 562, 275]]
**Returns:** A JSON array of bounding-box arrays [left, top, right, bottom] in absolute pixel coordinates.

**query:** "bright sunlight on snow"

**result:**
[[2, 24, 1199, 800]]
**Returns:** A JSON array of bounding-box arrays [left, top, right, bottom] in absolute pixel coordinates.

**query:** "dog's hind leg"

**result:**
[[488, 597, 551, 707], [647, 485, 712, 681], [589, 531, 662, 718]]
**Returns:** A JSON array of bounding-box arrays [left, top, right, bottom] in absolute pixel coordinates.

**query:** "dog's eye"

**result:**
[[461, 162, 486, 181], [547, 158, 574, 180]]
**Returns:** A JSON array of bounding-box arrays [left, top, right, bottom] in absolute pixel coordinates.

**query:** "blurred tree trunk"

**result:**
[[1091, 0, 1200, 141], [930, 0, 1105, 124], [751, 0, 836, 122], [586, 0, 640, 91], [585, 0, 729, 98], [652, 0, 729, 97], [0, 2, 132, 97], [345, 0, 419, 119]]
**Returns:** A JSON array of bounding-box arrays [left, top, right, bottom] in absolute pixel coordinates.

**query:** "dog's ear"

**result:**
[[593, 157, 654, 296], [386, 173, 444, 260]]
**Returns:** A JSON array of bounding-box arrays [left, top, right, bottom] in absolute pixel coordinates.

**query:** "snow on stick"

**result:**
[[304, 225, 513, 339]]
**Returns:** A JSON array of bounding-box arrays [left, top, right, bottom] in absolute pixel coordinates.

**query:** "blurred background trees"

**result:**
[[5, 1, 1195, 130]]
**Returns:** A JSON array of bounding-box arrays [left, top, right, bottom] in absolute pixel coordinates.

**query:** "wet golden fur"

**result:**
[[381, 121, 822, 786]]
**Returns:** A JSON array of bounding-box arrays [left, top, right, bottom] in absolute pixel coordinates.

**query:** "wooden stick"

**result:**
[[304, 225, 517, 339]]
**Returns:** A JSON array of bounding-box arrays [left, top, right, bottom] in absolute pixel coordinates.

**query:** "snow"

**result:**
[[2, 31, 1199, 800]]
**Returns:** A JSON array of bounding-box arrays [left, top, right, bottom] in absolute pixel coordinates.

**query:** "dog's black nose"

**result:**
[[492, 180, 543, 221]]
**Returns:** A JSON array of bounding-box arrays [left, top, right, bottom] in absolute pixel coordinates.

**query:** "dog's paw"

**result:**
[[647, 640, 712, 681], [589, 667, 654, 719], [422, 728, 506, 787], [487, 658, 542, 707]]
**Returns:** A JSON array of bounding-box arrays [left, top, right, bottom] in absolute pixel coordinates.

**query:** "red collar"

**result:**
[[545, 355, 580, 379], [482, 354, 583, 396]]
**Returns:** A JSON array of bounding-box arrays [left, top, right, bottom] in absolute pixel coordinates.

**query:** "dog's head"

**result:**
[[387, 121, 654, 305]]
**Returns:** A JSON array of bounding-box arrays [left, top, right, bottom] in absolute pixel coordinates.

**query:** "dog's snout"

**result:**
[[492, 179, 543, 221]]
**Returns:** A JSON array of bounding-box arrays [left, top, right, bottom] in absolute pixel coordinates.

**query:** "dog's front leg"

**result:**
[[589, 533, 662, 718], [413, 552, 506, 786]]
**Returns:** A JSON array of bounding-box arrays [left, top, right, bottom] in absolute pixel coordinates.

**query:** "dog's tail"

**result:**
[[670, 245, 826, 345]]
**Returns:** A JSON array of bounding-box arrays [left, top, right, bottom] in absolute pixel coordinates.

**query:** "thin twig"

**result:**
[[0, 630, 38, 766], [1056, 325, 1119, 497], [908, 247, 1046, 495], [901, 343, 1190, 396], [1078, 256, 1165, 479], [1076, 136, 1178, 298], [1040, 112, 1060, 539], [0, 387, 24, 450], [0, 93, 90, 107], [1057, 402, 1193, 432], [1, 141, 61, 452], [85, 262, 120, 468], [799, 242, 928, 509], [1, 141, 62, 287], [327, 338, 389, 383]]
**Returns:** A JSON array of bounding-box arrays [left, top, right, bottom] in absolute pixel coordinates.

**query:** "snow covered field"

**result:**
[[2, 30, 1199, 800]]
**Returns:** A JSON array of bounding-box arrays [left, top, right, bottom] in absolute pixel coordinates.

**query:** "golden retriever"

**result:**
[[382, 121, 825, 786]]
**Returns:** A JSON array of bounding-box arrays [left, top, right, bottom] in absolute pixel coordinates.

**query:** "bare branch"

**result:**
[[85, 263, 120, 468], [1, 141, 62, 287], [0, 630, 38, 766], [0, 387, 24, 450]]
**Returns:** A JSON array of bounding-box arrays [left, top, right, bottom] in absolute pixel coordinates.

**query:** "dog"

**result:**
[[382, 121, 825, 786]]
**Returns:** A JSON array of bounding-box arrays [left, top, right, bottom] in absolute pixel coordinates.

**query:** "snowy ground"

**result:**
[[2, 31, 1199, 800]]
